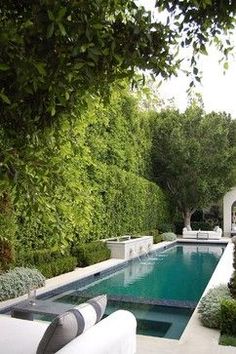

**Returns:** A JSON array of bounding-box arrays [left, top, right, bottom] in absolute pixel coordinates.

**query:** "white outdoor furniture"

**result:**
[[182, 226, 222, 240], [0, 310, 137, 354]]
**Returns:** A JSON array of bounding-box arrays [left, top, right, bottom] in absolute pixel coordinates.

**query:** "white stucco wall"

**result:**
[[223, 186, 236, 236]]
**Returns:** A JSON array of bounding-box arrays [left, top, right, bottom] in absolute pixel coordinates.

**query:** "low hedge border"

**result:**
[[72, 241, 111, 267]]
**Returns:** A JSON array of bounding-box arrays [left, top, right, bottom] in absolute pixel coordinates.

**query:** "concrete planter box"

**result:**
[[106, 235, 153, 260]]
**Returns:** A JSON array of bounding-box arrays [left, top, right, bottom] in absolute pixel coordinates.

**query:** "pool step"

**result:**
[[107, 295, 198, 310], [75, 292, 198, 310]]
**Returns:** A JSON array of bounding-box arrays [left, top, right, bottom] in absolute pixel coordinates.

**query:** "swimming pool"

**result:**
[[36, 242, 225, 339]]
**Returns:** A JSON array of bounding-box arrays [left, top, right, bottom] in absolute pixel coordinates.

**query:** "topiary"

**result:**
[[198, 285, 232, 329], [161, 232, 177, 241]]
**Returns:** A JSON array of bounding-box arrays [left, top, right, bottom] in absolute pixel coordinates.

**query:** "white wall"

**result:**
[[223, 186, 236, 236]]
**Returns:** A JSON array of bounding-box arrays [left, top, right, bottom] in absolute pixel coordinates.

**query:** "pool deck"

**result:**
[[0, 237, 235, 354]]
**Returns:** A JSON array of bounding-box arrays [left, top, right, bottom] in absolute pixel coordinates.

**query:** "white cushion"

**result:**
[[0, 315, 48, 354]]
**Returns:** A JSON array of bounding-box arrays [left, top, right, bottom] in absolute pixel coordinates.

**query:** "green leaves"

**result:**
[[0, 92, 11, 104], [0, 64, 9, 71], [151, 104, 236, 224]]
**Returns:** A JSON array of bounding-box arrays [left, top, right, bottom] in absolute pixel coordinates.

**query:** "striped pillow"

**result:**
[[37, 294, 107, 354]]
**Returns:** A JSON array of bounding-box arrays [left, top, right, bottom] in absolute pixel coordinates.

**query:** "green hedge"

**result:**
[[37, 257, 77, 279], [221, 299, 236, 336], [0, 87, 170, 253], [15, 248, 66, 267], [89, 164, 170, 240], [72, 242, 111, 267], [15, 248, 76, 279]]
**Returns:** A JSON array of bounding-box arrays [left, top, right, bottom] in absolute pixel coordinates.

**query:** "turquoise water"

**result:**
[[41, 243, 225, 339], [70, 243, 224, 302]]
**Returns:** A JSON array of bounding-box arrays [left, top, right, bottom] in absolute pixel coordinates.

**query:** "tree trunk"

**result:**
[[183, 210, 192, 228]]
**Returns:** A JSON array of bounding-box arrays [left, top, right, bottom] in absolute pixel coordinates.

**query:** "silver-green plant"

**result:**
[[198, 285, 232, 329], [161, 232, 177, 241], [0, 267, 45, 301]]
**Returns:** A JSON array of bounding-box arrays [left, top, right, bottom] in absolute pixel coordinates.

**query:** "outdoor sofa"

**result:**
[[0, 308, 137, 354], [182, 226, 222, 240]]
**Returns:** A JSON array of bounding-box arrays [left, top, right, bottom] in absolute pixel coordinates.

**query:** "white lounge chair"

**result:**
[[0, 310, 137, 354]]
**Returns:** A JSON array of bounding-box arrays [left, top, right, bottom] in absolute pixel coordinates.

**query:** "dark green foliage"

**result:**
[[153, 234, 163, 244], [15, 248, 76, 279], [0, 1, 177, 135], [0, 238, 15, 272], [15, 248, 67, 267], [174, 221, 185, 235], [72, 242, 111, 267], [228, 237, 236, 298], [37, 256, 77, 279], [158, 223, 175, 233], [136, 229, 162, 244], [0, 181, 17, 244], [221, 299, 236, 336], [219, 334, 236, 347], [151, 106, 236, 227], [191, 222, 212, 231], [0, 87, 169, 252]]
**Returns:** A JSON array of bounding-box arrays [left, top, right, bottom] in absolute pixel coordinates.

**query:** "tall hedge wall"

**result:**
[[0, 84, 170, 251]]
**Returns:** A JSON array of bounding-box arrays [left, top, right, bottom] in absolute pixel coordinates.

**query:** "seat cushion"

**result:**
[[0, 315, 48, 354], [37, 294, 107, 354]]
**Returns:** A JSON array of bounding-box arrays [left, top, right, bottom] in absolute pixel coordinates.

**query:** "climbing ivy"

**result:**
[[0, 84, 169, 251]]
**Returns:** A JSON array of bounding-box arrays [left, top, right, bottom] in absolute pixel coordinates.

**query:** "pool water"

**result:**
[[39, 243, 225, 339]]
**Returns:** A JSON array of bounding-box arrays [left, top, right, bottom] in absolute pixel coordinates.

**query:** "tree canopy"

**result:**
[[1, 0, 236, 136], [0, 0, 176, 136], [151, 103, 236, 227]]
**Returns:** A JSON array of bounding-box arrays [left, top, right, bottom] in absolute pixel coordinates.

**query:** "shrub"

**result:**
[[174, 221, 185, 235], [135, 229, 162, 244], [221, 298, 236, 336], [228, 236, 236, 299], [72, 241, 111, 267], [198, 285, 231, 329], [158, 223, 175, 233], [37, 256, 77, 279], [219, 334, 236, 346], [15, 248, 67, 267], [161, 232, 177, 241], [0, 267, 45, 301], [191, 222, 212, 231]]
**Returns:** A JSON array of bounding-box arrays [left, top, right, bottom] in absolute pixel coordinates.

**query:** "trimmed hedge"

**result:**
[[221, 298, 236, 336], [15, 248, 76, 279], [72, 241, 111, 267], [0, 267, 45, 301], [15, 248, 66, 267], [37, 256, 77, 279], [136, 229, 162, 244]]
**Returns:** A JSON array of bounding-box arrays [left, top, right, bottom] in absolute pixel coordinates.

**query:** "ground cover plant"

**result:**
[[0, 267, 45, 301], [198, 285, 231, 329]]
